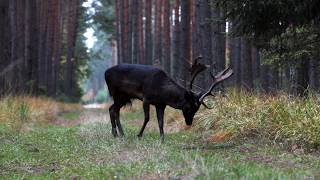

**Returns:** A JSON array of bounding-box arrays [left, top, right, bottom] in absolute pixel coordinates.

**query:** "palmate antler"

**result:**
[[188, 56, 233, 109], [188, 56, 209, 91], [198, 67, 233, 108]]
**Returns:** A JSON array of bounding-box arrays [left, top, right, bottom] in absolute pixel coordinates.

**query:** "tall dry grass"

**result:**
[[194, 90, 320, 149], [0, 96, 81, 131]]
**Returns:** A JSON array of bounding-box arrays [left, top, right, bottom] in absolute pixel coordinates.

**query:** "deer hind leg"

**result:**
[[138, 101, 150, 138], [113, 97, 129, 137], [156, 104, 166, 143], [109, 104, 118, 137]]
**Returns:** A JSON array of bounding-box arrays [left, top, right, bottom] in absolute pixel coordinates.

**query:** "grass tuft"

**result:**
[[194, 90, 320, 149], [0, 96, 81, 132]]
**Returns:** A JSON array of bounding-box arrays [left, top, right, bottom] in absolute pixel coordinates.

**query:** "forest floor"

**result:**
[[1, 104, 320, 179]]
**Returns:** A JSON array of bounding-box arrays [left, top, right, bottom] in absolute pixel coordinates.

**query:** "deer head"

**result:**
[[182, 57, 233, 125]]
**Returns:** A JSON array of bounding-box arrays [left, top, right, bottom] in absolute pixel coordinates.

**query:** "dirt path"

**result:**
[[51, 110, 109, 127], [52, 104, 184, 134]]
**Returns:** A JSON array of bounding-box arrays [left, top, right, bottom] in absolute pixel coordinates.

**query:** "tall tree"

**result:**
[[251, 45, 260, 87], [308, 58, 319, 91], [65, 0, 79, 96], [37, 0, 48, 91], [198, 0, 212, 86], [162, 0, 171, 73], [115, 0, 121, 64], [137, 0, 144, 64], [240, 38, 253, 90], [153, 0, 162, 66], [45, 0, 55, 95], [0, 0, 10, 94], [122, 0, 129, 63], [132, 0, 138, 64], [144, 0, 153, 65], [172, 0, 180, 79], [179, 0, 192, 87], [51, 0, 63, 96], [212, 6, 226, 73]]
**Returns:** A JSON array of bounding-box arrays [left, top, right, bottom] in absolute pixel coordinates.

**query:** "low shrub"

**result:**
[[194, 90, 320, 149], [0, 96, 81, 131]]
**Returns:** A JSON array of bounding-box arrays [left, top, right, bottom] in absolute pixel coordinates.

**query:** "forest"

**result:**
[[1, 0, 320, 179]]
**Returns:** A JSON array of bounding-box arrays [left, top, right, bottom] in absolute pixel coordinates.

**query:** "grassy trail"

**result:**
[[1, 107, 320, 179]]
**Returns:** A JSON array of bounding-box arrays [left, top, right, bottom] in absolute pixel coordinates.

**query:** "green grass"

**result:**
[[195, 90, 320, 149], [1, 108, 320, 179], [59, 111, 81, 121]]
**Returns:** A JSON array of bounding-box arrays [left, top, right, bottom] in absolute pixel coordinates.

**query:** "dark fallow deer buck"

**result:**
[[105, 57, 233, 142]]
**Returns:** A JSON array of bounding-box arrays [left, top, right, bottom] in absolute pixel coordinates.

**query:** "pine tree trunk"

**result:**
[[231, 37, 241, 88], [0, 0, 10, 94], [52, 0, 62, 96], [119, 0, 125, 63], [24, 0, 32, 93], [115, 0, 121, 64], [179, 0, 192, 87], [65, 0, 78, 96], [308, 58, 319, 91], [191, 0, 202, 87], [37, 0, 48, 92], [212, 5, 226, 73], [260, 65, 270, 92], [251, 46, 260, 88], [198, 0, 212, 86], [144, 0, 152, 65], [240, 37, 253, 90], [124, 0, 133, 63], [295, 60, 309, 96], [172, 0, 180, 79], [45, 0, 55, 95], [162, 0, 171, 74], [132, 0, 138, 64], [137, 0, 144, 64], [153, 0, 162, 66], [29, 0, 39, 94]]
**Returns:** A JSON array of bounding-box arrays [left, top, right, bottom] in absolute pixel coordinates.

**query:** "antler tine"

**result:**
[[199, 67, 233, 103], [193, 55, 203, 64], [201, 102, 214, 109], [189, 56, 209, 90]]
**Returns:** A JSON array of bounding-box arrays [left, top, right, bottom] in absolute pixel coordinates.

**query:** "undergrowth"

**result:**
[[194, 90, 320, 150], [0, 96, 81, 132]]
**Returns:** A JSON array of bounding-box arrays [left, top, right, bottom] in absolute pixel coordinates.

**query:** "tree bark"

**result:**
[[37, 0, 48, 92], [198, 0, 212, 86], [212, 5, 226, 73], [127, 0, 132, 63], [153, 0, 162, 66], [240, 37, 253, 90], [132, 0, 138, 64], [144, 0, 153, 65], [51, 0, 63, 96], [162, 0, 171, 74], [0, 0, 10, 94], [179, 0, 192, 87], [308, 58, 319, 91], [295, 60, 309, 96], [65, 0, 78, 96], [251, 45, 260, 88], [137, 0, 144, 64], [172, 0, 180, 79], [115, 0, 121, 64]]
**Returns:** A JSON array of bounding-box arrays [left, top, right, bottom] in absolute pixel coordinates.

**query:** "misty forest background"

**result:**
[[1, 0, 320, 102]]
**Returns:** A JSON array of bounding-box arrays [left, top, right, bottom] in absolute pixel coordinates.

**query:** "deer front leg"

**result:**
[[156, 104, 166, 143], [138, 101, 150, 138]]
